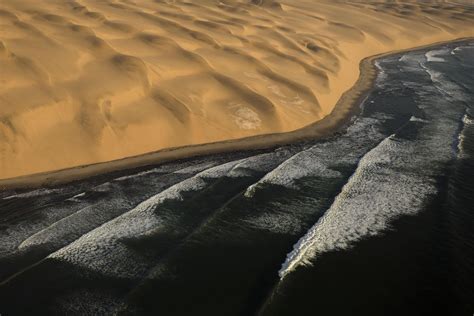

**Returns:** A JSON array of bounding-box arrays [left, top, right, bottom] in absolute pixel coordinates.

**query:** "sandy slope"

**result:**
[[0, 0, 473, 179]]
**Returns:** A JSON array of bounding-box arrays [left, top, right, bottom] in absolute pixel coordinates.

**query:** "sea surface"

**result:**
[[0, 41, 473, 316]]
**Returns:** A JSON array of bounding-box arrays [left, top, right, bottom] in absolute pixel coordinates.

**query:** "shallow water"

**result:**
[[0, 41, 473, 315]]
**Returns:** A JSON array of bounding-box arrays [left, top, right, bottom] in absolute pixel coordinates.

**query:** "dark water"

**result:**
[[0, 42, 473, 316]]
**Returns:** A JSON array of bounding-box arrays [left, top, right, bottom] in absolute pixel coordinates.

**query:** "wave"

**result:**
[[419, 62, 468, 102], [419, 62, 443, 85], [18, 198, 132, 252], [409, 116, 429, 123], [279, 82, 464, 278], [4, 149, 309, 278], [245, 116, 387, 197], [228, 150, 293, 178], [425, 49, 449, 62], [68, 192, 86, 201], [0, 181, 119, 255], [2, 188, 65, 200], [451, 45, 474, 55], [374, 60, 388, 85], [244, 150, 334, 196], [172, 160, 221, 175], [46, 157, 266, 278], [114, 164, 179, 181], [115, 159, 224, 181], [279, 135, 436, 278], [462, 114, 474, 126], [451, 46, 462, 55], [0, 202, 88, 257], [397, 53, 426, 73], [457, 114, 474, 159]]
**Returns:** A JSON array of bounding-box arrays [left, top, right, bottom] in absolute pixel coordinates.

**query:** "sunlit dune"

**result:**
[[1, 0, 473, 179]]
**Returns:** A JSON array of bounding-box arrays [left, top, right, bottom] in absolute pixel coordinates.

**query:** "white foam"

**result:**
[[245, 116, 386, 197], [420, 62, 467, 102], [12, 164, 211, 254], [374, 60, 387, 84], [2, 188, 64, 200], [67, 192, 86, 202], [0, 182, 127, 255], [398, 53, 424, 64], [228, 150, 292, 178], [0, 201, 88, 255], [458, 114, 474, 159], [409, 116, 428, 123], [114, 168, 165, 181], [397, 53, 427, 74], [172, 160, 219, 174], [279, 87, 463, 278], [246, 150, 341, 195], [450, 46, 462, 55], [242, 115, 393, 234], [47, 158, 252, 278], [425, 49, 448, 62], [424, 65, 443, 83], [462, 114, 474, 126], [279, 135, 438, 278], [458, 133, 467, 158], [398, 55, 409, 62], [17, 161, 228, 253], [116, 159, 219, 180], [72, 192, 86, 198], [8, 154, 285, 262], [18, 199, 132, 251]]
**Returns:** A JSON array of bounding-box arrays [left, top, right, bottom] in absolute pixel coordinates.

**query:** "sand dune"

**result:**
[[0, 0, 473, 179]]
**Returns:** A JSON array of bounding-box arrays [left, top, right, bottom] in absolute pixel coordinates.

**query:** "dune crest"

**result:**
[[1, 0, 473, 179]]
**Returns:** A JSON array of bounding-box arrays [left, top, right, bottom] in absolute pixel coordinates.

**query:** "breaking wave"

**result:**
[[279, 46, 467, 279], [458, 114, 474, 159], [245, 116, 387, 197], [425, 49, 449, 62]]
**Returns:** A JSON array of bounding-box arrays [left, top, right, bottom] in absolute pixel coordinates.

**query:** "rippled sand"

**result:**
[[1, 0, 473, 179]]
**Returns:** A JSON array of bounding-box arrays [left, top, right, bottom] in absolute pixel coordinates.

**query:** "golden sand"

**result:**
[[1, 0, 473, 181]]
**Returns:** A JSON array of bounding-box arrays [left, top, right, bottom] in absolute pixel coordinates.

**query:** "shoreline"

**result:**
[[1, 37, 472, 190]]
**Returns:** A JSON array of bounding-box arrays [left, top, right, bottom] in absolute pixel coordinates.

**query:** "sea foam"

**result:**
[[279, 50, 466, 278], [47, 157, 268, 278], [425, 49, 448, 62]]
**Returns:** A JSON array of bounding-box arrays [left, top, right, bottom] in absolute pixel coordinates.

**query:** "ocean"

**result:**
[[0, 41, 473, 315]]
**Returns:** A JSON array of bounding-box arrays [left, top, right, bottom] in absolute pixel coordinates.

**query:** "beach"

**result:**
[[1, 40, 473, 314], [1, 0, 474, 186]]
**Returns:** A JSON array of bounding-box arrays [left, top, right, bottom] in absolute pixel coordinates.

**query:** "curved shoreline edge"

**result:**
[[2, 37, 473, 190]]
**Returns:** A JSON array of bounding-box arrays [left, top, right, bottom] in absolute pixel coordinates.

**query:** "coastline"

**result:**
[[1, 37, 472, 190]]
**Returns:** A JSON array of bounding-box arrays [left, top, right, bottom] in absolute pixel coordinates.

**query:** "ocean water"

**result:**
[[0, 41, 473, 316]]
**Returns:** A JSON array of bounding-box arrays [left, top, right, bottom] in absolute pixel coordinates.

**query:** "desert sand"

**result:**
[[1, 0, 473, 182]]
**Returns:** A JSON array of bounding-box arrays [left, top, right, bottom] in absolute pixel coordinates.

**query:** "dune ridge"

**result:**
[[0, 0, 473, 181]]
